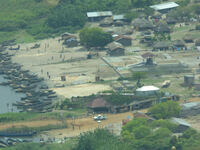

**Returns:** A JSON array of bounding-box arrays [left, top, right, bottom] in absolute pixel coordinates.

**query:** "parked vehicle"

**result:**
[[93, 114, 107, 121]]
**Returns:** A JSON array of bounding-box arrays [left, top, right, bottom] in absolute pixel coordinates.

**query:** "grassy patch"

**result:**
[[1, 123, 67, 133], [0, 111, 87, 123]]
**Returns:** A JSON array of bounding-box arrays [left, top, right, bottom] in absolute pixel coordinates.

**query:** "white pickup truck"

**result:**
[[93, 114, 107, 121]]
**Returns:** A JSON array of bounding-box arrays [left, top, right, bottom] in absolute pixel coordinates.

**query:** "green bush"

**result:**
[[79, 27, 113, 47], [148, 101, 181, 119]]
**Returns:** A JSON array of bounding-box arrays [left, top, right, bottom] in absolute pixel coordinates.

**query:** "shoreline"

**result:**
[[0, 44, 57, 113]]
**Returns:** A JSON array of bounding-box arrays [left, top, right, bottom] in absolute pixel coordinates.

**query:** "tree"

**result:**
[[148, 101, 181, 119], [125, 10, 139, 23], [47, 5, 86, 29], [79, 27, 113, 47], [73, 129, 132, 150]]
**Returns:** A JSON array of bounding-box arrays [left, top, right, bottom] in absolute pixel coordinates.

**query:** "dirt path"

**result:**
[[0, 112, 136, 138], [46, 111, 144, 138]]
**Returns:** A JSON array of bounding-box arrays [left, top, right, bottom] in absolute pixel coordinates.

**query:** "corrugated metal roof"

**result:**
[[171, 117, 191, 127], [182, 102, 200, 109], [113, 15, 125, 20], [150, 2, 179, 11], [87, 11, 112, 18], [136, 86, 160, 92]]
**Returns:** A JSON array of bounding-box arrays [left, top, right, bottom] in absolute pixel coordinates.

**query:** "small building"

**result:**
[[133, 111, 155, 121], [150, 2, 179, 13], [171, 117, 191, 133], [61, 32, 75, 41], [166, 17, 177, 24], [135, 86, 160, 97], [180, 102, 200, 117], [153, 41, 171, 51], [141, 52, 155, 65], [87, 11, 113, 22], [114, 35, 132, 46], [154, 23, 170, 33], [133, 18, 154, 31], [184, 75, 194, 86], [99, 17, 113, 27], [113, 15, 125, 21], [87, 98, 111, 113], [106, 42, 125, 56], [183, 35, 194, 43], [173, 40, 186, 50], [195, 39, 200, 46], [63, 38, 78, 47]]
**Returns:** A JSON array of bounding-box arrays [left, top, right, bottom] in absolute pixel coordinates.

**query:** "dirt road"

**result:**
[[0, 112, 135, 138]]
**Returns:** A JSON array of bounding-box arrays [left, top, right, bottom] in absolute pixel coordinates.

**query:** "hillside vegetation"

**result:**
[[0, 0, 157, 43]]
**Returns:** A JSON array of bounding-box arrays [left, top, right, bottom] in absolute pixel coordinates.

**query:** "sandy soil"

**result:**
[[46, 111, 134, 138], [11, 36, 139, 98], [0, 111, 136, 138], [53, 83, 112, 98]]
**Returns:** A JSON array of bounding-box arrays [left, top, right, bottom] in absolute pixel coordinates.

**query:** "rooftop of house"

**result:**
[[171, 117, 191, 127], [136, 86, 160, 92], [141, 52, 155, 58], [113, 15, 125, 20], [150, 2, 179, 11], [87, 98, 110, 108], [87, 11, 112, 18], [106, 42, 124, 51]]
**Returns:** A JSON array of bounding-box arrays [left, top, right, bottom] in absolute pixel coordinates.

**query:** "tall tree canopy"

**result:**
[[79, 27, 113, 47]]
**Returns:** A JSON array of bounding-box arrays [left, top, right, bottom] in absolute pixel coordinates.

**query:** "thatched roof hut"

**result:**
[[141, 52, 155, 58], [183, 35, 194, 43], [99, 17, 113, 27], [154, 23, 170, 33], [133, 18, 154, 31], [87, 98, 111, 112], [166, 17, 177, 24], [153, 41, 171, 51], [173, 40, 185, 47], [195, 39, 200, 46], [106, 42, 125, 56]]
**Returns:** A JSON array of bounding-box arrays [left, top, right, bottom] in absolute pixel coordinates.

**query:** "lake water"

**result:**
[[0, 75, 25, 114]]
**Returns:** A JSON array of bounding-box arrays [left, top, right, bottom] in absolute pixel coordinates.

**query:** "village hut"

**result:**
[[63, 38, 78, 47], [196, 24, 200, 30], [195, 39, 200, 46], [115, 27, 133, 35], [114, 35, 132, 46], [133, 111, 155, 121], [170, 117, 191, 133], [183, 35, 194, 43], [114, 20, 125, 26], [141, 52, 155, 65], [153, 41, 171, 51], [99, 17, 113, 27], [184, 75, 194, 86], [166, 17, 177, 24], [141, 52, 155, 59], [87, 98, 111, 113], [87, 11, 113, 22], [173, 40, 186, 50], [133, 18, 154, 31], [150, 2, 179, 13], [106, 42, 125, 56], [113, 15, 126, 22], [61, 32, 75, 40], [154, 23, 170, 33], [135, 86, 160, 97], [180, 102, 200, 117]]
